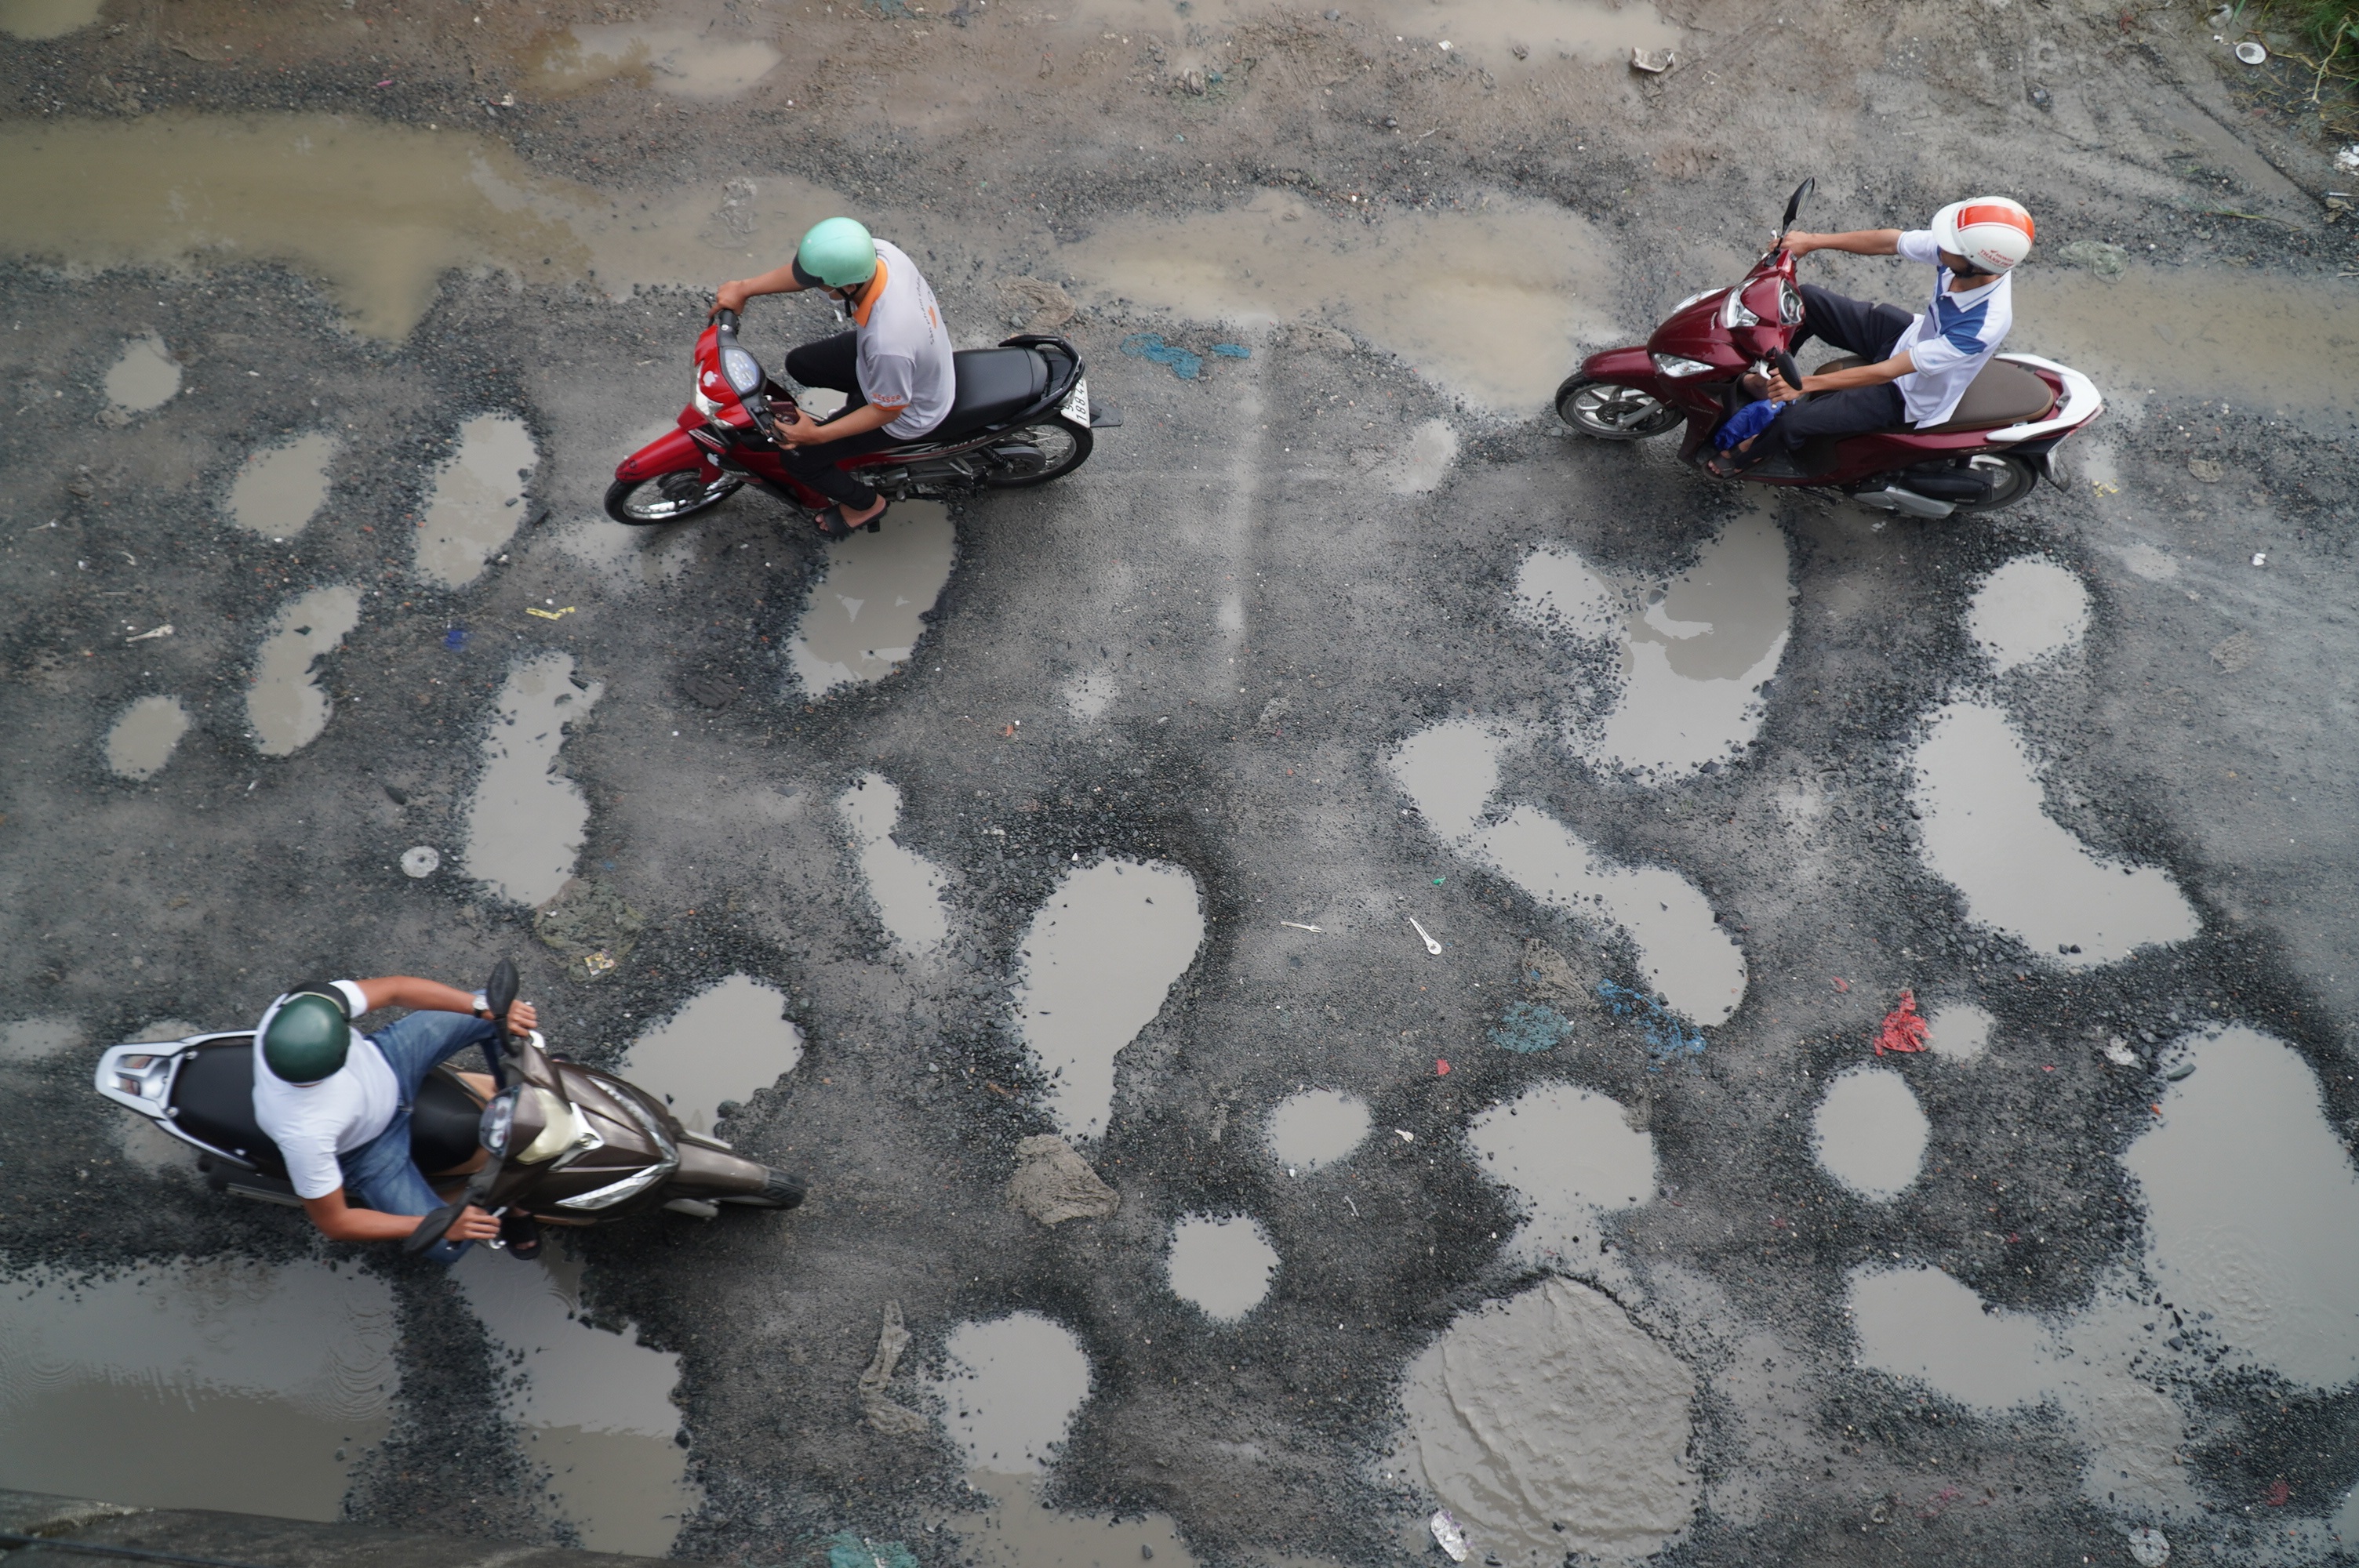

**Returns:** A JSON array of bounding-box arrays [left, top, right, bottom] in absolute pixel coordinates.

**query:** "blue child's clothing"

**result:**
[[1715, 398, 1783, 451]]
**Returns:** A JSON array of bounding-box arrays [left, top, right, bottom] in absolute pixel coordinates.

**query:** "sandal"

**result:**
[[499, 1210, 543, 1261], [813, 503, 888, 540]]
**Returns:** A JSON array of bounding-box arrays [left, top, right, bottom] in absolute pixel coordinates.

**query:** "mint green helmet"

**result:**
[[794, 216, 878, 290], [261, 992, 351, 1084]]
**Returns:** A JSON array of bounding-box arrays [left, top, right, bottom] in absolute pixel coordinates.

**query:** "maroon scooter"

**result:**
[[1554, 180, 2102, 519], [605, 308, 1121, 528]]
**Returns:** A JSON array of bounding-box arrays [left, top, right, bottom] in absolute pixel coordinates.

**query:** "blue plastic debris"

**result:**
[[1210, 343, 1250, 358], [1121, 333, 1205, 379], [442, 626, 468, 650], [1597, 979, 1707, 1065], [824, 1533, 918, 1568], [1490, 1000, 1569, 1054]]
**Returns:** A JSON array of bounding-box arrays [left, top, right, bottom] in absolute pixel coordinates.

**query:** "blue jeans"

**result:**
[[340, 1011, 498, 1265]]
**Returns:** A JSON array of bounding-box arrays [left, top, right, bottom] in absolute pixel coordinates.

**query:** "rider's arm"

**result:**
[[303, 1189, 500, 1244], [1801, 350, 1914, 393], [782, 399, 902, 445], [352, 976, 537, 1033], [714, 263, 808, 314], [1784, 228, 1903, 259]]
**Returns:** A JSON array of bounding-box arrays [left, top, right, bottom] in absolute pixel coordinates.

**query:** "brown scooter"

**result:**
[[94, 960, 805, 1246]]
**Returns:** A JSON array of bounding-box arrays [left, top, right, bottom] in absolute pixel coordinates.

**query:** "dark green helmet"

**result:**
[[262, 992, 351, 1084]]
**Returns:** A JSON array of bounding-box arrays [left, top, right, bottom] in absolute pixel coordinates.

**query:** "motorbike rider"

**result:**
[[1721, 198, 2035, 474], [253, 976, 540, 1264], [713, 216, 954, 539]]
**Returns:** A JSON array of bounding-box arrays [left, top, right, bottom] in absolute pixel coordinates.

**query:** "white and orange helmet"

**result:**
[[1932, 197, 2035, 274]]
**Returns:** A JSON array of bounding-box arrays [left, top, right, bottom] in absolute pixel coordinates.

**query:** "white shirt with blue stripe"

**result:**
[[1892, 229, 2013, 426]]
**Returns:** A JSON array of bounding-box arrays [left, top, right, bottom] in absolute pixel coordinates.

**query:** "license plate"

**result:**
[[1059, 377, 1089, 425]]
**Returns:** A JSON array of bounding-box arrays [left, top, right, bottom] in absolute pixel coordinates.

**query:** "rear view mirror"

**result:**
[[485, 958, 519, 1025], [1780, 178, 1816, 236]]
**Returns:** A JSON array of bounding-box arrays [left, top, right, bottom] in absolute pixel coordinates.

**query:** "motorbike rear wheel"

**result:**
[[980, 416, 1092, 488], [1556, 375, 1685, 440], [605, 471, 745, 525], [1950, 454, 2040, 514], [718, 1167, 806, 1208]]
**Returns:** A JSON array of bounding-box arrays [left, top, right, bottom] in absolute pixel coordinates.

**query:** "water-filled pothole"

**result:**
[[1165, 1213, 1279, 1320], [104, 695, 192, 780], [1966, 556, 2089, 674], [1810, 1067, 1928, 1200], [838, 772, 951, 957], [0, 1259, 397, 1521], [618, 974, 802, 1136], [227, 432, 337, 539], [247, 585, 361, 757], [1012, 858, 1205, 1142], [415, 414, 537, 590], [1465, 1081, 1652, 1269], [1264, 1088, 1371, 1171], [104, 333, 180, 412], [787, 501, 956, 698], [462, 653, 604, 906]]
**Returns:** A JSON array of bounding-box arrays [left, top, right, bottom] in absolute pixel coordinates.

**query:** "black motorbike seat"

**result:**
[[169, 1035, 483, 1180], [929, 347, 1049, 439]]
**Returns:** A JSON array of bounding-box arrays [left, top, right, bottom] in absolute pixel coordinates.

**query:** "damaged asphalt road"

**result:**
[[3, 0, 2359, 1564]]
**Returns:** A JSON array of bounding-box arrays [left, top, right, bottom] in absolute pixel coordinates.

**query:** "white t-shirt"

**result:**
[[853, 239, 955, 439], [251, 979, 400, 1200], [1892, 230, 2014, 426]]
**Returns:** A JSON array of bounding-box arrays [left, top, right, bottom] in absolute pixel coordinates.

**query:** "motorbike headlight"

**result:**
[[720, 345, 764, 397], [1719, 289, 1761, 329], [480, 1090, 516, 1158], [1650, 352, 1717, 379]]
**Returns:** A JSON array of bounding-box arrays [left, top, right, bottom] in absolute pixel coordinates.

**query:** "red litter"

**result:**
[[1435, 1059, 1451, 1076], [1831, 977, 1851, 993], [1874, 989, 1929, 1056]]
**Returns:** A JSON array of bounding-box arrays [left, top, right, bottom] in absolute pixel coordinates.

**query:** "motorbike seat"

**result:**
[[928, 347, 1049, 440], [169, 1034, 483, 1181], [1916, 359, 2055, 434]]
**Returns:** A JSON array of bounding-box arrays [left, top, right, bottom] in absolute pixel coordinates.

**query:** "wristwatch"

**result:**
[[471, 991, 492, 1018]]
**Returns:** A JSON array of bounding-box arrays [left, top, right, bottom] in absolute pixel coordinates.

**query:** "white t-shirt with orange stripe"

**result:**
[[852, 240, 954, 439]]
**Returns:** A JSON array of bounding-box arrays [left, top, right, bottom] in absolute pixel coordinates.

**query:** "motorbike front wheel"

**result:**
[[981, 416, 1093, 488], [605, 471, 746, 525], [1556, 376, 1685, 440]]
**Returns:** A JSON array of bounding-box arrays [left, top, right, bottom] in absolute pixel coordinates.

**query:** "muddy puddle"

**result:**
[[461, 652, 604, 906], [104, 694, 192, 780], [1060, 190, 1621, 409], [104, 333, 182, 412], [0, 114, 850, 339], [838, 772, 951, 957], [1967, 556, 2088, 674], [1923, 1000, 1993, 1062], [1468, 807, 1743, 1026], [416, 415, 537, 590], [1908, 700, 2199, 967], [1391, 1277, 1697, 1563], [1514, 514, 1792, 783], [2123, 1026, 2359, 1389], [531, 23, 781, 99], [453, 1246, 699, 1556], [1058, 0, 1678, 71], [1165, 1213, 1279, 1320], [0, 0, 101, 38], [247, 584, 361, 757], [1012, 858, 1205, 1142], [787, 500, 956, 699], [0, 1258, 397, 1521], [1810, 1066, 1928, 1200], [932, 1314, 1203, 1566], [1390, 719, 1510, 840], [226, 431, 337, 539], [618, 973, 802, 1136], [1264, 1088, 1370, 1171], [1848, 1265, 2058, 1410], [2026, 265, 2359, 423], [1465, 1081, 1652, 1269], [0, 1016, 78, 1064]]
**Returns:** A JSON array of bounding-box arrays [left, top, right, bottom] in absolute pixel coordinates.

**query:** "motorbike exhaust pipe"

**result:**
[[1853, 485, 1957, 521]]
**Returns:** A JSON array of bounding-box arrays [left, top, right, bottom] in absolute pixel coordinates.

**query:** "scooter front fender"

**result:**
[[1578, 346, 1663, 390], [615, 423, 711, 483]]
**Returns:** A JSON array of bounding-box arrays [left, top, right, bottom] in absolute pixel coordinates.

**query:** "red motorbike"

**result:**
[[605, 309, 1121, 528], [1554, 180, 2102, 519]]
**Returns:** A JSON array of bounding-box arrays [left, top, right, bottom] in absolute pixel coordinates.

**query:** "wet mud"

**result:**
[[531, 24, 782, 100], [0, 1259, 398, 1522], [0, 0, 100, 40], [102, 694, 191, 781]]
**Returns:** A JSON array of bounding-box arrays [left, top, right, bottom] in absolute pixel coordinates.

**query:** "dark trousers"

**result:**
[[1776, 285, 1910, 455], [780, 331, 900, 510]]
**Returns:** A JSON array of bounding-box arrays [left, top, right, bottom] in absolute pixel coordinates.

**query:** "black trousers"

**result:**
[[779, 331, 900, 509], [1775, 285, 1911, 455]]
